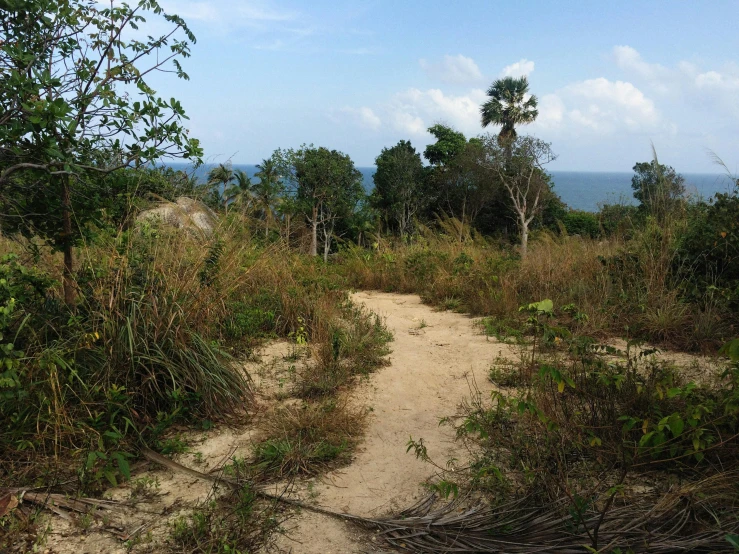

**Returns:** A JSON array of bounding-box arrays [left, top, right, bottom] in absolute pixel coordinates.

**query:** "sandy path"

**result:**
[[40, 292, 512, 554], [274, 291, 514, 553]]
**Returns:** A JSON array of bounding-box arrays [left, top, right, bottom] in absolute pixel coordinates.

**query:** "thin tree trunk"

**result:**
[[520, 219, 529, 259], [61, 176, 75, 305], [310, 205, 318, 256], [323, 235, 330, 263]]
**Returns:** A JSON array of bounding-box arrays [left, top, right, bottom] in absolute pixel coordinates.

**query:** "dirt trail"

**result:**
[[273, 291, 515, 553], [37, 291, 719, 553]]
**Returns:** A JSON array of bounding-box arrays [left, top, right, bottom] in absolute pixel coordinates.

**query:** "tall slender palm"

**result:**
[[480, 76, 538, 144], [224, 169, 254, 210], [254, 158, 283, 237], [207, 163, 235, 209]]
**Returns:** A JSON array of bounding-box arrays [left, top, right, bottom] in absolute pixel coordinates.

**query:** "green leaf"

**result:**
[[668, 414, 684, 437], [725, 534, 739, 549], [112, 452, 131, 480]]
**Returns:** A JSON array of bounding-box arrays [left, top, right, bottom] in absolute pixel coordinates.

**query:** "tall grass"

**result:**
[[334, 217, 734, 350]]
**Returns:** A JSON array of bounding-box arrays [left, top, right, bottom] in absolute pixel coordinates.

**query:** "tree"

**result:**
[[0, 0, 202, 303], [433, 139, 497, 236], [480, 76, 538, 144], [294, 147, 364, 261], [224, 169, 253, 211], [423, 124, 466, 166], [273, 146, 364, 260], [253, 158, 284, 238], [207, 163, 235, 209], [631, 156, 685, 221], [371, 140, 425, 238], [481, 135, 556, 257]]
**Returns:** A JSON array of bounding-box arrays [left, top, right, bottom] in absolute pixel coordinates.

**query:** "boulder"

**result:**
[[137, 197, 217, 236]]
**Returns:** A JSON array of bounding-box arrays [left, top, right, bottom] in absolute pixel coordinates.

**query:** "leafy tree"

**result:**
[[423, 124, 466, 166], [480, 76, 538, 144], [371, 140, 425, 238], [631, 157, 685, 220], [0, 0, 201, 303], [677, 181, 739, 306], [275, 146, 364, 260], [481, 135, 556, 257], [429, 139, 498, 237]]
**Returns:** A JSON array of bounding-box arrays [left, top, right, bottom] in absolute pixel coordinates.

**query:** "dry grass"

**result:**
[[252, 399, 366, 477], [335, 223, 733, 351]]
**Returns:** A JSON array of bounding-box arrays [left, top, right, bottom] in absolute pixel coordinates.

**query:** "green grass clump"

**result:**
[[253, 400, 365, 477]]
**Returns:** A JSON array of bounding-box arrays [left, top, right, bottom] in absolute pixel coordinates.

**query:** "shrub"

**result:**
[[561, 210, 601, 238]]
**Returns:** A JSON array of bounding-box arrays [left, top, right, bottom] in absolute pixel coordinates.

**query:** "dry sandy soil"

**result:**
[[35, 291, 720, 553], [270, 291, 516, 553]]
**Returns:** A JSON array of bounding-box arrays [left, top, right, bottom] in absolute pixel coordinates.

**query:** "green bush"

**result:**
[[561, 210, 601, 238], [676, 191, 739, 307]]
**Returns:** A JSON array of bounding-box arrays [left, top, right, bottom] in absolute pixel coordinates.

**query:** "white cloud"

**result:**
[[530, 78, 664, 135], [387, 87, 487, 136], [536, 94, 565, 128], [500, 59, 535, 78], [615, 46, 739, 117], [336, 107, 382, 131], [160, 0, 297, 23], [613, 46, 666, 80], [419, 54, 483, 84], [393, 112, 426, 135]]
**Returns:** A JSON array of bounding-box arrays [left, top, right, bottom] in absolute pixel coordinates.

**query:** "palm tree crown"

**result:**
[[225, 169, 253, 208], [480, 76, 538, 143]]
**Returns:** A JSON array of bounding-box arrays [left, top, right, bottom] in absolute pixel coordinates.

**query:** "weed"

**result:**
[[169, 482, 281, 553], [158, 435, 189, 455], [253, 399, 365, 477], [130, 476, 160, 500]]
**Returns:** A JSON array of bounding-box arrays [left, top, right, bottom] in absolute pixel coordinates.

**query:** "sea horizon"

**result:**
[[167, 162, 734, 213]]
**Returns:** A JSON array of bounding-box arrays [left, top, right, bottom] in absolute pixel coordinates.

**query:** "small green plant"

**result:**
[[158, 435, 189, 455], [130, 476, 160, 500]]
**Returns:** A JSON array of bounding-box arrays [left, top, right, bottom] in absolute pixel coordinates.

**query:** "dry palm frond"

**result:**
[[144, 449, 739, 553]]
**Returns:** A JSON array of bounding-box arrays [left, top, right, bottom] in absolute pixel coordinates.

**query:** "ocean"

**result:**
[[171, 163, 734, 213]]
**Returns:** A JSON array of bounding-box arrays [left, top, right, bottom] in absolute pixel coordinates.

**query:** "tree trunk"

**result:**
[[323, 234, 331, 263], [61, 176, 76, 305], [310, 205, 318, 256], [520, 219, 529, 259]]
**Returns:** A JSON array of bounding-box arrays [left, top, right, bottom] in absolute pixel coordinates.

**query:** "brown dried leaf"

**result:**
[[0, 492, 19, 517]]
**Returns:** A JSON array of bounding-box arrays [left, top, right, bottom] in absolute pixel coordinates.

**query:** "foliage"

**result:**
[[449, 303, 739, 552], [371, 140, 426, 238], [562, 210, 601, 238], [252, 400, 365, 477], [423, 124, 467, 167], [676, 185, 739, 307], [480, 134, 557, 257], [275, 145, 364, 260], [631, 159, 686, 220], [0, 0, 202, 302], [480, 76, 539, 143], [169, 482, 281, 554]]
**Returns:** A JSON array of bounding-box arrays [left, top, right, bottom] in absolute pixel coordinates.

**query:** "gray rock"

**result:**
[[137, 197, 218, 236]]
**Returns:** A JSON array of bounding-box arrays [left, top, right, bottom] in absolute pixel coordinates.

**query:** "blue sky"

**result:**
[[147, 0, 739, 171]]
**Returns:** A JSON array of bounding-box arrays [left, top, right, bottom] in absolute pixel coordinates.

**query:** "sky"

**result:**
[[143, 0, 739, 172]]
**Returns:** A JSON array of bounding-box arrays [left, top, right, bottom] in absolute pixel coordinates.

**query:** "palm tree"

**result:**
[[224, 169, 254, 211], [480, 76, 538, 144], [207, 163, 235, 209], [253, 158, 284, 237]]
